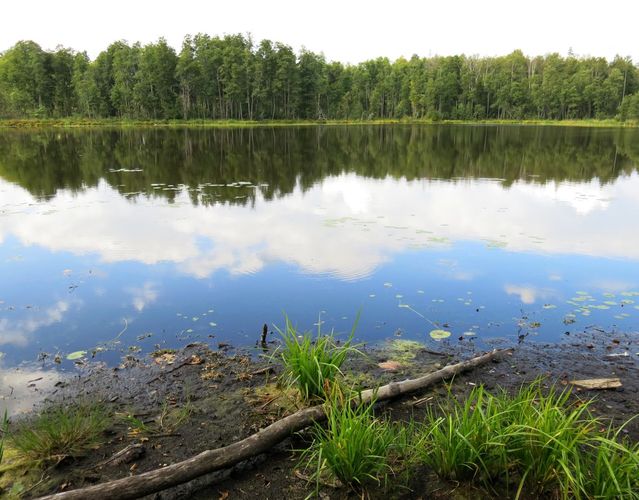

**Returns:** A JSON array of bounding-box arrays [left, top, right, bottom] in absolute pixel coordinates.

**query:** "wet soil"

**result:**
[[7, 328, 639, 499]]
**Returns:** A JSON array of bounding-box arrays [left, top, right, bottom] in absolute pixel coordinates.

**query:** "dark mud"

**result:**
[[6, 329, 639, 499]]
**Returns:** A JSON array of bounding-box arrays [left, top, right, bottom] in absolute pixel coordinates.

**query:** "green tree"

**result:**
[[110, 41, 140, 117], [133, 38, 178, 119], [0, 41, 49, 117]]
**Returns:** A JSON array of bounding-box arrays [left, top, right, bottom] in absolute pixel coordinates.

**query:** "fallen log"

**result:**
[[39, 348, 512, 500]]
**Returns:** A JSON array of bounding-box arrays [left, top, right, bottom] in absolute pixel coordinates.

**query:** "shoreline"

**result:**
[[0, 118, 638, 130], [1, 332, 637, 498]]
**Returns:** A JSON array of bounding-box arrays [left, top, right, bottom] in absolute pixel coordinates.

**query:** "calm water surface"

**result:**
[[1, 125, 639, 389]]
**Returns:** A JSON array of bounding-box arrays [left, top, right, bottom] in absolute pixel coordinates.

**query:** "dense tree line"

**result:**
[[2, 126, 638, 205], [0, 35, 638, 121]]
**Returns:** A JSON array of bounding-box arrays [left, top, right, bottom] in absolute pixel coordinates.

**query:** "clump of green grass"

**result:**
[[414, 380, 639, 499], [505, 383, 596, 498], [277, 315, 360, 402], [577, 429, 639, 499], [11, 403, 109, 464], [300, 388, 401, 492], [416, 385, 511, 482]]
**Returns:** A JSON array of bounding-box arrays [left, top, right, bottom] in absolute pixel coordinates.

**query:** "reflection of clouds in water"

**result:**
[[518, 181, 610, 215], [588, 279, 639, 294], [504, 284, 557, 305], [127, 282, 159, 312], [504, 285, 540, 304], [323, 175, 372, 214], [0, 357, 65, 416], [0, 301, 70, 347], [437, 259, 477, 282], [0, 173, 639, 281]]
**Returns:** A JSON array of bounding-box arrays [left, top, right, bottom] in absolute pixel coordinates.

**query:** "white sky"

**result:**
[[1, 0, 638, 63]]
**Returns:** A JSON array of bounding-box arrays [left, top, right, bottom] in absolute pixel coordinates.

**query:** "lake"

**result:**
[[1, 124, 639, 374]]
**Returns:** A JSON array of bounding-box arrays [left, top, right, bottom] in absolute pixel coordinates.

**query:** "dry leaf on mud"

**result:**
[[153, 353, 176, 365], [378, 360, 402, 371], [187, 355, 204, 365]]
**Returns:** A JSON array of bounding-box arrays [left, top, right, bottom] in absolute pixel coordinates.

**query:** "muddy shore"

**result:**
[[4, 329, 639, 499]]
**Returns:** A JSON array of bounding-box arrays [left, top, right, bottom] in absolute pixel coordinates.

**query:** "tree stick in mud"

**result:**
[[39, 348, 513, 500]]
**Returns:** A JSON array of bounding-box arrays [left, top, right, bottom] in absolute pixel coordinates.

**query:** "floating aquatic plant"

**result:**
[[429, 329, 451, 340]]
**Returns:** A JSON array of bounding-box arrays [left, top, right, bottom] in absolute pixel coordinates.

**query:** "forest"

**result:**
[[0, 34, 638, 122]]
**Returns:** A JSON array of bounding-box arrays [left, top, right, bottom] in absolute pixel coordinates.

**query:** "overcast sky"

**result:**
[[2, 0, 637, 63]]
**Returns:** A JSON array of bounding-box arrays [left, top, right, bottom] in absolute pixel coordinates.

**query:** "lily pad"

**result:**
[[542, 304, 557, 309], [429, 329, 451, 340], [66, 350, 87, 360]]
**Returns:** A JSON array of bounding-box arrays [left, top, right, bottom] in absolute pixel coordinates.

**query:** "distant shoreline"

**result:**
[[1, 118, 638, 129]]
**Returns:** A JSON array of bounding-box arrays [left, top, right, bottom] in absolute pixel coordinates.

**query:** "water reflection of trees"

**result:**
[[0, 125, 637, 205]]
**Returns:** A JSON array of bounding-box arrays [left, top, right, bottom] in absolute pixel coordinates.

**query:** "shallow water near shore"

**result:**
[[1, 124, 639, 376]]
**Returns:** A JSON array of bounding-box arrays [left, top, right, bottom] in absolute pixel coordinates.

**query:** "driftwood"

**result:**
[[570, 377, 622, 390], [39, 348, 512, 500]]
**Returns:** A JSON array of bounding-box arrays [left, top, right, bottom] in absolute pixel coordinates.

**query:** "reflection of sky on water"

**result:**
[[1, 172, 639, 368], [0, 357, 66, 415]]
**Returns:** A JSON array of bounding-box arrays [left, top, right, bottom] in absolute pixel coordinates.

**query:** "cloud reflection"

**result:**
[[1, 173, 639, 281], [0, 356, 65, 415], [128, 282, 159, 312], [0, 301, 70, 347]]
